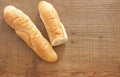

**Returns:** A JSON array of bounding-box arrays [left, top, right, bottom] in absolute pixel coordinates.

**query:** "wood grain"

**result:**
[[0, 0, 120, 77]]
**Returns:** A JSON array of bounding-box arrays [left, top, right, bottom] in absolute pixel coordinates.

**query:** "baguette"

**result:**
[[38, 1, 68, 46], [4, 5, 57, 62]]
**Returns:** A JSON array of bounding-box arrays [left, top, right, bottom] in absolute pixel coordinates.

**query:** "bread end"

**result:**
[[46, 50, 58, 62], [52, 23, 68, 46], [4, 5, 16, 14]]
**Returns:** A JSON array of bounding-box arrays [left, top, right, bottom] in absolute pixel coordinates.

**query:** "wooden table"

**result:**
[[0, 0, 120, 77]]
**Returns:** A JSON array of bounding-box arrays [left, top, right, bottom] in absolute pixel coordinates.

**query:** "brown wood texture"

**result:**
[[0, 0, 120, 77]]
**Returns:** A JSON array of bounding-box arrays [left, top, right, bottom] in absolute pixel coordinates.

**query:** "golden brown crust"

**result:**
[[38, 1, 68, 46], [4, 5, 57, 62], [15, 30, 33, 49]]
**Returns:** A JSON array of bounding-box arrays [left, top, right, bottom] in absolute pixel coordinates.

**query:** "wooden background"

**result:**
[[0, 0, 120, 77]]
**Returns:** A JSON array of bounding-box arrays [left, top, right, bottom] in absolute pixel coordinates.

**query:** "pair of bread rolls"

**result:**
[[4, 1, 68, 62]]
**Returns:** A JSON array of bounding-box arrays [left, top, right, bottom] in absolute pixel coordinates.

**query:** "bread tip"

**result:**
[[4, 5, 16, 13], [40, 1, 48, 4], [39, 0, 50, 6], [52, 37, 68, 46], [47, 51, 58, 62], [51, 55, 58, 62], [4, 5, 16, 10]]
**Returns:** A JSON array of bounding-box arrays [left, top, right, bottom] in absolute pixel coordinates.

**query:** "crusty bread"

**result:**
[[38, 1, 68, 46], [4, 5, 57, 62]]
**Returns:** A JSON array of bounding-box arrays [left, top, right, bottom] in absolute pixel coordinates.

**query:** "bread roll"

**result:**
[[4, 5, 57, 62], [38, 1, 68, 46]]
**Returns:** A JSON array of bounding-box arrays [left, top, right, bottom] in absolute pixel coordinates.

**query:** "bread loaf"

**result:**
[[38, 1, 68, 46], [4, 5, 57, 62]]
